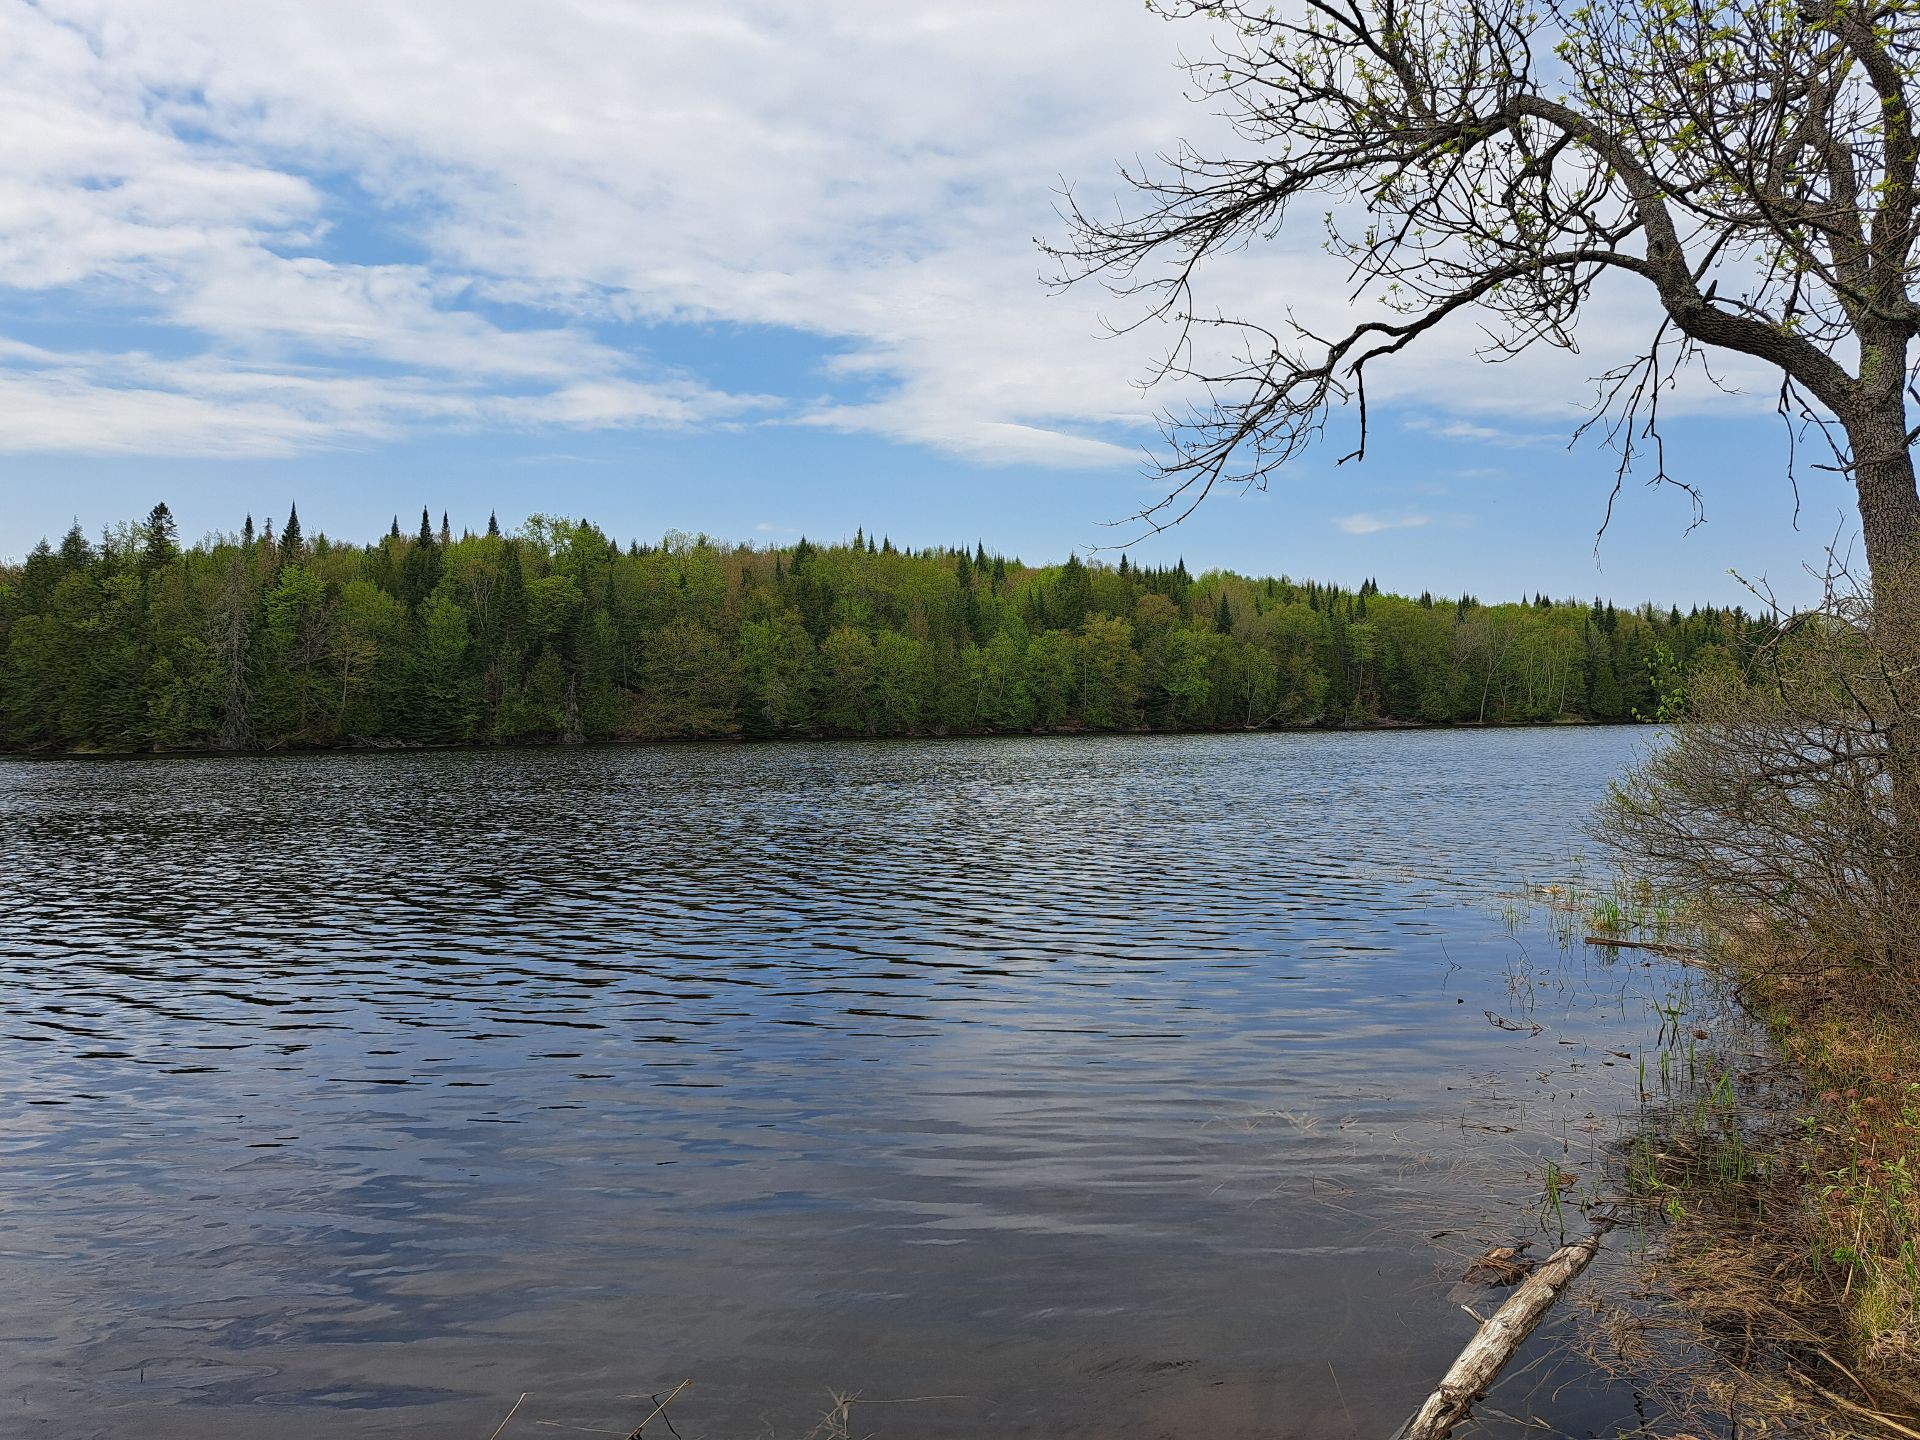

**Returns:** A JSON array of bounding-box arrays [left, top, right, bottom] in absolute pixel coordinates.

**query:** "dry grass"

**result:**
[[1566, 923, 1920, 1438], [1737, 940, 1920, 1408]]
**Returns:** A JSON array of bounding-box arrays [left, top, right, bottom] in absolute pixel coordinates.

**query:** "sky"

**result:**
[[0, 0, 1864, 607]]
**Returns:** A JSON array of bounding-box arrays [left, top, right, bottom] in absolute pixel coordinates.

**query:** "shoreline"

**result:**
[[0, 714, 1647, 760], [1562, 903, 1920, 1432]]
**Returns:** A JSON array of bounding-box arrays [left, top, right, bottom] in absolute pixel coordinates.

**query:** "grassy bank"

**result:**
[[1554, 881, 1920, 1434], [1722, 937, 1920, 1408]]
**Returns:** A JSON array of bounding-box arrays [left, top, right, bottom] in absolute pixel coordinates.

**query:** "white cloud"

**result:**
[[1406, 417, 1544, 445], [1337, 511, 1432, 536], [0, 343, 767, 457], [0, 0, 1784, 468]]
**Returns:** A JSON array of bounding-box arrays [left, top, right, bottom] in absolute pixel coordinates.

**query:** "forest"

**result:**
[[0, 504, 1769, 752]]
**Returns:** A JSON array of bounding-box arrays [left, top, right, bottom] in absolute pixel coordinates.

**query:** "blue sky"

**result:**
[[0, 1, 1860, 607]]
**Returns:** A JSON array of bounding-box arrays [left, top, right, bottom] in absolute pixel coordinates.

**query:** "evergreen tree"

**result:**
[[58, 522, 92, 571], [141, 502, 178, 570], [280, 503, 302, 561], [400, 508, 442, 609]]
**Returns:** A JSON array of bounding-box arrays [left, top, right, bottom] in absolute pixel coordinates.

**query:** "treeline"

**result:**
[[0, 504, 1772, 752]]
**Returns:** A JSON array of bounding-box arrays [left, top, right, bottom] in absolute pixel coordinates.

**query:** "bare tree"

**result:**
[[1050, 0, 1920, 583]]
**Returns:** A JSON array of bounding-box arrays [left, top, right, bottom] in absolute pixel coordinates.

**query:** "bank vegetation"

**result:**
[[0, 504, 1756, 753], [1601, 566, 1920, 1431]]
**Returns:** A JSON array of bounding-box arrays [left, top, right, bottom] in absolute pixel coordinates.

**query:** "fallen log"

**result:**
[[1581, 934, 1693, 958], [1390, 1223, 1612, 1440]]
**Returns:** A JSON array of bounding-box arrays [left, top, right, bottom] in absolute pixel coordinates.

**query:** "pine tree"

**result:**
[[488, 511, 500, 538], [141, 502, 178, 570], [280, 503, 302, 560], [498, 538, 526, 647], [1215, 592, 1233, 634], [389, 515, 401, 540], [440, 511, 452, 546], [58, 521, 92, 570], [401, 508, 442, 608], [242, 514, 255, 547]]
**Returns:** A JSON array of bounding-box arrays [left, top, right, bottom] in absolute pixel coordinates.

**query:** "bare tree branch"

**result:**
[[1050, 0, 1920, 575]]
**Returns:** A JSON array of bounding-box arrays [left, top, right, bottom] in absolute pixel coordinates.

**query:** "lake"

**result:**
[[0, 728, 1690, 1438]]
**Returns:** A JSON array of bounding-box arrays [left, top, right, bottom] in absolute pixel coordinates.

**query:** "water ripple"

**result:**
[[0, 729, 1671, 1439]]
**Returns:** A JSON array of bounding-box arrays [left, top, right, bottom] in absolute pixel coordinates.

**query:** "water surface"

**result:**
[[0, 729, 1681, 1438]]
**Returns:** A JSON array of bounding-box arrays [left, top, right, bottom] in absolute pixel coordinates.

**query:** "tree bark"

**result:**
[[1849, 392, 1920, 585]]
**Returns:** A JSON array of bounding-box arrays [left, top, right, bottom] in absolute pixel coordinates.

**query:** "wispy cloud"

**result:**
[[1404, 415, 1553, 447], [1336, 511, 1432, 536]]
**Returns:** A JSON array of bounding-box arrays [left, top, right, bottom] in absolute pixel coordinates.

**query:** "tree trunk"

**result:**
[[562, 671, 583, 745], [1851, 406, 1920, 584], [1848, 386, 1920, 965]]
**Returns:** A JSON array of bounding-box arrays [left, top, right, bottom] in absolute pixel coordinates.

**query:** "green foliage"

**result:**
[[0, 509, 1770, 751]]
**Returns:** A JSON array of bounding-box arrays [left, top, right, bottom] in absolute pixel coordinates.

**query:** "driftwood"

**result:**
[[1390, 1224, 1612, 1440], [1581, 934, 1694, 958]]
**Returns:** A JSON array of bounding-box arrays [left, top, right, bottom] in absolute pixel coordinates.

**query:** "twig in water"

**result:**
[[1484, 1011, 1544, 1035], [626, 1378, 691, 1440], [1328, 1360, 1358, 1436], [487, 1392, 529, 1440]]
